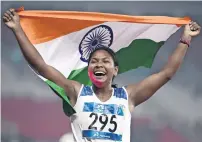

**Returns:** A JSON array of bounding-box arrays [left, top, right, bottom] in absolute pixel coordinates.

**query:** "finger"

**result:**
[[189, 21, 195, 26], [9, 8, 16, 16], [3, 16, 9, 22], [6, 10, 14, 20], [190, 22, 197, 31], [192, 23, 200, 31], [190, 25, 195, 31], [3, 16, 7, 22], [194, 23, 200, 30], [4, 13, 10, 20], [189, 21, 194, 26], [189, 21, 193, 25], [189, 21, 194, 30]]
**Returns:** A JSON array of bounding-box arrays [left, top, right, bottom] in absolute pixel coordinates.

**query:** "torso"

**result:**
[[70, 85, 131, 142]]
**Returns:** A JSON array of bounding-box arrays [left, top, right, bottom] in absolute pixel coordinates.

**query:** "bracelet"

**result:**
[[179, 37, 191, 47]]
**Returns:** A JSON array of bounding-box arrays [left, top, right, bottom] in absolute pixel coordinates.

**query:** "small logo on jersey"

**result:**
[[117, 105, 125, 116], [93, 131, 99, 137], [96, 104, 105, 113]]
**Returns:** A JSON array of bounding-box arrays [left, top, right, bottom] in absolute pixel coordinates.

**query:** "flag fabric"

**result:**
[[17, 9, 190, 116]]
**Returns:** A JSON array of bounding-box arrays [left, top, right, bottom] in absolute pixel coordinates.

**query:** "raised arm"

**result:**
[[3, 8, 81, 105], [126, 21, 201, 108]]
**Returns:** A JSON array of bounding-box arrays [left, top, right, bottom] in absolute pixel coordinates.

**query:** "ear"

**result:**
[[113, 66, 119, 77]]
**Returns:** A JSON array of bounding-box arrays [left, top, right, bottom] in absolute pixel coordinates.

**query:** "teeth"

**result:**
[[94, 71, 106, 76], [95, 71, 105, 74]]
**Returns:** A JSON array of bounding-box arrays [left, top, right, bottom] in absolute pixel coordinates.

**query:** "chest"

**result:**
[[75, 97, 128, 132]]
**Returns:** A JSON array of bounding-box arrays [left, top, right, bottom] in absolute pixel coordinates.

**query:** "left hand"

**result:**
[[183, 21, 201, 37]]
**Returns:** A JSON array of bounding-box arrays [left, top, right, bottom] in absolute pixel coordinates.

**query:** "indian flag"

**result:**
[[17, 9, 190, 116]]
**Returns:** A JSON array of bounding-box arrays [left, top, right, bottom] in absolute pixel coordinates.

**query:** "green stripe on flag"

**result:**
[[46, 39, 165, 116], [117, 39, 164, 73]]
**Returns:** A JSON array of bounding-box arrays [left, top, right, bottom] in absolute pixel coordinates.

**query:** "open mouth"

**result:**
[[94, 71, 106, 77]]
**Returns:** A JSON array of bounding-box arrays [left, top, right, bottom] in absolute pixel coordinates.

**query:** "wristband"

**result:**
[[179, 37, 191, 47]]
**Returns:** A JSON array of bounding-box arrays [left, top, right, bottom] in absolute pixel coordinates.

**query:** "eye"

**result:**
[[90, 59, 97, 64], [103, 60, 110, 63]]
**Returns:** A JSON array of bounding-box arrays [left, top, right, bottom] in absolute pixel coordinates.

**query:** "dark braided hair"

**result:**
[[88, 47, 118, 88]]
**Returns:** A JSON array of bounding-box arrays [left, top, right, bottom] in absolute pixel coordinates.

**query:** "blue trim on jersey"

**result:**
[[83, 102, 124, 116], [80, 86, 128, 101], [82, 130, 122, 141], [80, 86, 93, 96], [113, 88, 127, 100]]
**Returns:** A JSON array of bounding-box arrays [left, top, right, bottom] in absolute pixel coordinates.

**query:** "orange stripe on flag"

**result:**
[[17, 10, 191, 44]]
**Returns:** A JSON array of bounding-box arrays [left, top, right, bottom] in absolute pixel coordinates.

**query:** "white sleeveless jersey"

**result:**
[[70, 85, 131, 142]]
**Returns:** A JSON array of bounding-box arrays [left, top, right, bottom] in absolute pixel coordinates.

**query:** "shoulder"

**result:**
[[78, 85, 94, 97], [124, 84, 138, 97], [113, 86, 129, 100]]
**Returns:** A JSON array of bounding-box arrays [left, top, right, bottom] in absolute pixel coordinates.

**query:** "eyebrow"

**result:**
[[91, 57, 110, 60]]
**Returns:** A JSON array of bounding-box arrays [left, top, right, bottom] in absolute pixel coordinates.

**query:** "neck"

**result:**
[[92, 84, 113, 96]]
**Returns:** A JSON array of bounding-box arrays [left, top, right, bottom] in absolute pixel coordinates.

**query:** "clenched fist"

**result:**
[[3, 8, 21, 31], [183, 21, 201, 37]]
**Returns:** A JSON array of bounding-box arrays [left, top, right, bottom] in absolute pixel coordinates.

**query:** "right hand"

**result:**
[[3, 8, 21, 31]]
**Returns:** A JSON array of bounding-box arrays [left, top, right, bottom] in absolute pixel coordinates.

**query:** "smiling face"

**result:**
[[88, 49, 118, 88]]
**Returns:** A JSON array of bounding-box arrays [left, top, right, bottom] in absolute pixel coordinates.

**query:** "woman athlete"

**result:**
[[3, 8, 201, 142]]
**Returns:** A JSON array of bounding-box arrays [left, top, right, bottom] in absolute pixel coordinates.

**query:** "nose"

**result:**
[[96, 61, 104, 68]]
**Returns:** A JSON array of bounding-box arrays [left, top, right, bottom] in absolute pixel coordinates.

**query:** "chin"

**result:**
[[92, 77, 109, 88]]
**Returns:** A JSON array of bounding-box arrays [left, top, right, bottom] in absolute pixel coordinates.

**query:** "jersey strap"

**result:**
[[80, 86, 93, 96], [113, 87, 128, 100]]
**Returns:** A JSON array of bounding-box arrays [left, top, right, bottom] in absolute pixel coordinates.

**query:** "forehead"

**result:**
[[91, 50, 112, 59]]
